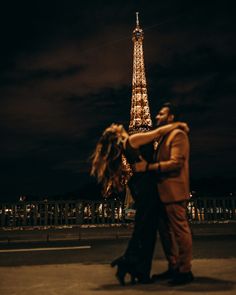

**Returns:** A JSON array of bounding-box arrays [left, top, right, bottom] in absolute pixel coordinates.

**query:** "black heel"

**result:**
[[116, 265, 127, 286], [111, 256, 124, 268], [112, 256, 138, 286], [111, 256, 150, 286], [111, 256, 128, 286]]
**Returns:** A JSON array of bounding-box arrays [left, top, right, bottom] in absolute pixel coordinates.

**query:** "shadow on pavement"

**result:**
[[95, 277, 235, 292], [179, 277, 235, 292]]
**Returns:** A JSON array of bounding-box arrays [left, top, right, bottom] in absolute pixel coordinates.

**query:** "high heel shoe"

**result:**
[[116, 264, 127, 286], [110, 256, 124, 268], [111, 256, 138, 286]]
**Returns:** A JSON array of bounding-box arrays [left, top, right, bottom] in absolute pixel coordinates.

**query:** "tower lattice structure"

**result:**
[[129, 12, 152, 134]]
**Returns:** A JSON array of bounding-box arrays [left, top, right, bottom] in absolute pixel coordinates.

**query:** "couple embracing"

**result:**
[[91, 102, 194, 286]]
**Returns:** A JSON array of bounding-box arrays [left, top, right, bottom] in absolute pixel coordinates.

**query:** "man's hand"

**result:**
[[133, 156, 148, 172]]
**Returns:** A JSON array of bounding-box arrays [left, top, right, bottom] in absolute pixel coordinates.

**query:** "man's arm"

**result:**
[[156, 131, 189, 173], [134, 131, 189, 173], [128, 122, 189, 149]]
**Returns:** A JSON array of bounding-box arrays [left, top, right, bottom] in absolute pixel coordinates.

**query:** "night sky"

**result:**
[[0, 1, 235, 201]]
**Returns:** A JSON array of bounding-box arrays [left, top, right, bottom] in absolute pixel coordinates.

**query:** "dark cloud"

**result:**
[[0, 65, 85, 87]]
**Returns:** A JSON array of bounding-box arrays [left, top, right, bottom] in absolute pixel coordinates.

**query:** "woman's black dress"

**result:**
[[122, 140, 158, 281]]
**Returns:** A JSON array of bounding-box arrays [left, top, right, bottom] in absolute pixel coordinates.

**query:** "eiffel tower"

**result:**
[[129, 12, 152, 134], [124, 12, 153, 208]]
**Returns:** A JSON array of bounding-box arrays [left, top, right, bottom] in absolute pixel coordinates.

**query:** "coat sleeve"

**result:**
[[159, 131, 189, 173]]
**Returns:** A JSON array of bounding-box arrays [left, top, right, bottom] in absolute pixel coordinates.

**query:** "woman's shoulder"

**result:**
[[125, 138, 139, 151]]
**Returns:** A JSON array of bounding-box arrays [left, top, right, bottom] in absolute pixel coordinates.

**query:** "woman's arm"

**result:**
[[129, 122, 189, 149]]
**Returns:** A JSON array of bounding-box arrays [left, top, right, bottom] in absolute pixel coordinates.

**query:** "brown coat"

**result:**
[[156, 128, 190, 203]]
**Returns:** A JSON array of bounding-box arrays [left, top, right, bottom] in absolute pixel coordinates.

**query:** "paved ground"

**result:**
[[0, 259, 235, 295], [0, 236, 236, 265], [0, 234, 236, 295]]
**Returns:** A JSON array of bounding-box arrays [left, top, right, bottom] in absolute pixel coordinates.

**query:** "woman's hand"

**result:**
[[175, 122, 190, 133]]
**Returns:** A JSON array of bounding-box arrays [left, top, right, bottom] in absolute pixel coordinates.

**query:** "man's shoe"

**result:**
[[168, 271, 194, 286], [151, 269, 177, 282]]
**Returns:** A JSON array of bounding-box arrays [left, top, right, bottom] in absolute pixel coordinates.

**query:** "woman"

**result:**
[[91, 121, 188, 285]]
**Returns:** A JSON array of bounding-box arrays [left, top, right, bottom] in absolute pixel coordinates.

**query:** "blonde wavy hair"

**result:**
[[90, 124, 133, 196]]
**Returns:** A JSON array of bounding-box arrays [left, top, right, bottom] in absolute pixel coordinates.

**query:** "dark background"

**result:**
[[0, 0, 235, 201]]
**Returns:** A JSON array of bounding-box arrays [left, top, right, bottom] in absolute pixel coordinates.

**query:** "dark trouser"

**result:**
[[157, 199, 192, 273], [124, 173, 158, 278]]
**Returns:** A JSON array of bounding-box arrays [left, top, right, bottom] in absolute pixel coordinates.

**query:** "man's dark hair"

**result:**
[[162, 102, 179, 120]]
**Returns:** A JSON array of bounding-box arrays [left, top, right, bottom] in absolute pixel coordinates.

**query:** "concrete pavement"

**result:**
[[0, 259, 235, 295], [0, 224, 235, 294]]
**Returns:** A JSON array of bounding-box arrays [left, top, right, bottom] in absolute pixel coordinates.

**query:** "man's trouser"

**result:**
[[157, 199, 193, 273]]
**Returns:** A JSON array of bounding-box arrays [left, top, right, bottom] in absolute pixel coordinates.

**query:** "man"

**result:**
[[135, 102, 194, 286]]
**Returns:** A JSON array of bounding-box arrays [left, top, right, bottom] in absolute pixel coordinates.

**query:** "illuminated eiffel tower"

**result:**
[[124, 13, 153, 207], [129, 12, 152, 134]]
